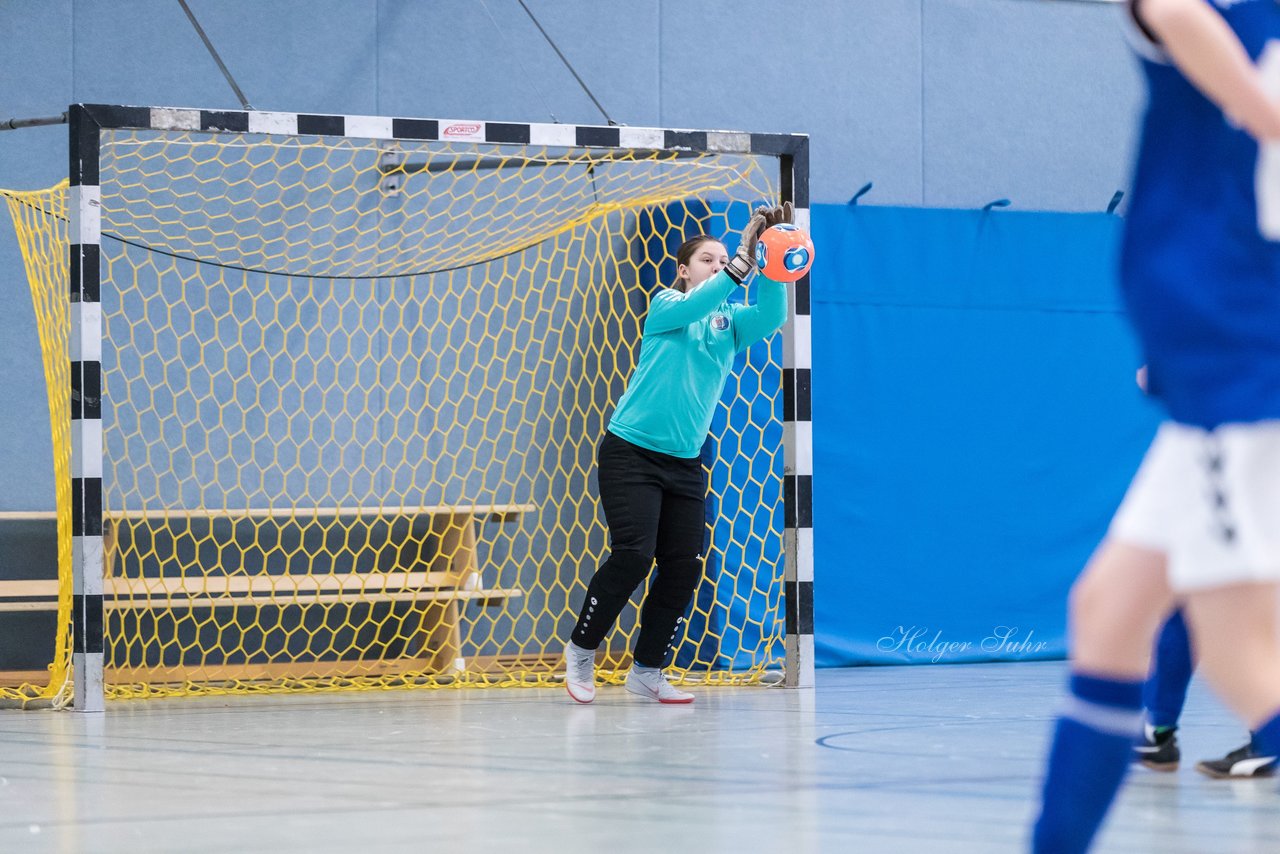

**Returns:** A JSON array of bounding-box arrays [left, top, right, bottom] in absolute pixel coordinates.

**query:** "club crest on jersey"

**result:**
[[711, 314, 729, 331]]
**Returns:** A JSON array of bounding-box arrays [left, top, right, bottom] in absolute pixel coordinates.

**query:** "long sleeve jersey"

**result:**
[[607, 270, 788, 459]]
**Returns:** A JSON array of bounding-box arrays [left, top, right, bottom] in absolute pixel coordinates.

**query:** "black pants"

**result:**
[[570, 431, 706, 668]]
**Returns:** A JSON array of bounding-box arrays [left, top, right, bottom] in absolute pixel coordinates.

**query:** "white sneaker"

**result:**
[[564, 641, 596, 704], [625, 666, 694, 704]]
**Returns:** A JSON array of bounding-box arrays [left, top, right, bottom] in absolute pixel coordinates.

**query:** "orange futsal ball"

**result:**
[[755, 223, 814, 283]]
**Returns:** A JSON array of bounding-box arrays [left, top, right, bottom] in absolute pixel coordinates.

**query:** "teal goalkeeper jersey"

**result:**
[[607, 270, 788, 459]]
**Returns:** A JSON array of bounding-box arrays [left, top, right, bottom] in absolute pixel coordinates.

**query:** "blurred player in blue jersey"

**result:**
[[1034, 1, 1280, 850], [561, 204, 792, 705]]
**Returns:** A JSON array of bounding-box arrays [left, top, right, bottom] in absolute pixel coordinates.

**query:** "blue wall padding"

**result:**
[[810, 205, 1161, 666]]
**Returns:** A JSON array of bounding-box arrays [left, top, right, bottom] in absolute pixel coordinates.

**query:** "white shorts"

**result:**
[[1110, 421, 1280, 592]]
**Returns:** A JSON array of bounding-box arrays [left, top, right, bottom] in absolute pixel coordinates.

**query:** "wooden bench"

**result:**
[[0, 503, 532, 682]]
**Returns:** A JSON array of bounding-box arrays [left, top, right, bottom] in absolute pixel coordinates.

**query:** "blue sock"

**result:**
[[1251, 712, 1280, 758], [1033, 672, 1144, 854], [1144, 610, 1193, 730]]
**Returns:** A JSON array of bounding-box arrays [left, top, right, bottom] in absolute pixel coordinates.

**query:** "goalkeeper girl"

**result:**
[[562, 203, 793, 704]]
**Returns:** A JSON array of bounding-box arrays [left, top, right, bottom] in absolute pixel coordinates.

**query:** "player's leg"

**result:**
[[1034, 422, 1195, 851], [566, 434, 663, 702], [1134, 609, 1192, 770], [1033, 541, 1175, 854], [1182, 582, 1280, 777], [1138, 596, 1277, 782], [626, 456, 705, 704], [1136, 597, 1274, 781], [1070, 544, 1174, 675], [1035, 424, 1191, 850]]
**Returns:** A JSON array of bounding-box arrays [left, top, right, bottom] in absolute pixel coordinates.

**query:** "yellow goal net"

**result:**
[[3, 109, 801, 703]]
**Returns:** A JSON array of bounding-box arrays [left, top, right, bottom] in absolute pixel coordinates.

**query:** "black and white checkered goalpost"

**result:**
[[63, 104, 814, 707], [776, 140, 814, 690], [69, 106, 106, 712]]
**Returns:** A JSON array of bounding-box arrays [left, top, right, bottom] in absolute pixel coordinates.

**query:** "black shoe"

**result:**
[[1195, 741, 1278, 779], [1133, 724, 1180, 771]]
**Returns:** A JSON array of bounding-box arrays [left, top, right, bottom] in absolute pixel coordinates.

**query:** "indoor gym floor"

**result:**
[[2, 661, 1277, 853]]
